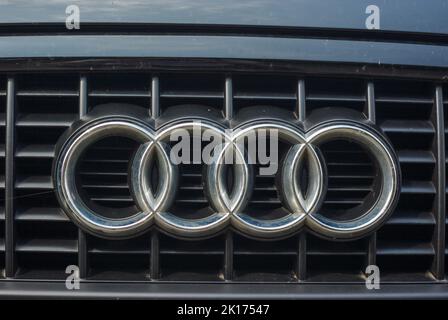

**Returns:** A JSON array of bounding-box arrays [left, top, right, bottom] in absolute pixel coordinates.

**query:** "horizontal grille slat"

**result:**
[[233, 250, 295, 256], [323, 200, 364, 205], [327, 187, 372, 192], [179, 186, 203, 191], [375, 97, 433, 104], [16, 114, 75, 127], [16, 90, 78, 97], [380, 120, 435, 134], [16, 145, 55, 158], [175, 199, 208, 204], [15, 208, 68, 222], [90, 196, 134, 202], [306, 94, 365, 102], [161, 249, 223, 255], [82, 159, 128, 164], [377, 243, 435, 256], [82, 183, 128, 189], [162, 91, 223, 99], [307, 250, 365, 256], [401, 181, 436, 194], [79, 171, 127, 176], [386, 210, 435, 226], [398, 150, 435, 163], [89, 248, 149, 255], [16, 239, 77, 254], [15, 176, 53, 189], [234, 92, 295, 100], [89, 90, 150, 98]]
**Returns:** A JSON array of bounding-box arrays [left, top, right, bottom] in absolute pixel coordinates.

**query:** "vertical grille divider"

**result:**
[[224, 75, 234, 280], [366, 82, 377, 268], [151, 76, 159, 119], [150, 231, 160, 280], [296, 79, 307, 281], [78, 75, 89, 279], [5, 77, 16, 278], [297, 79, 306, 121], [225, 76, 233, 121], [366, 82, 376, 123], [297, 233, 307, 281], [431, 85, 445, 279], [150, 75, 160, 280], [224, 231, 233, 280]]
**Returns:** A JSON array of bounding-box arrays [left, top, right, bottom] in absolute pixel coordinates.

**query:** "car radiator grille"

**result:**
[[0, 71, 445, 283]]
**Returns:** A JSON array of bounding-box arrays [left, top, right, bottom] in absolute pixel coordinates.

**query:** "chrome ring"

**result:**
[[305, 122, 400, 239], [54, 119, 159, 239], [224, 123, 312, 238], [154, 121, 233, 237]]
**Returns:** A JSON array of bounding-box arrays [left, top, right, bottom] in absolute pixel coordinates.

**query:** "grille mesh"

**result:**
[[0, 72, 445, 283]]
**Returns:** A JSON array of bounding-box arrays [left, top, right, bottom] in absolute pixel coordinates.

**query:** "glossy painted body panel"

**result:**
[[0, 0, 447, 35], [1, 35, 448, 68]]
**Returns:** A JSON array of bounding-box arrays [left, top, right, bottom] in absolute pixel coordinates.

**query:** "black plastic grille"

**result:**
[[0, 71, 446, 283]]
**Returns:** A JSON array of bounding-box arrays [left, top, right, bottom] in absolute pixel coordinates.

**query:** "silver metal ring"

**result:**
[[154, 121, 233, 238], [223, 123, 314, 238], [54, 119, 160, 239], [305, 122, 400, 239]]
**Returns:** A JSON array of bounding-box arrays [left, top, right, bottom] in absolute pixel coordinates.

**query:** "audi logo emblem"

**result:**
[[53, 115, 400, 240]]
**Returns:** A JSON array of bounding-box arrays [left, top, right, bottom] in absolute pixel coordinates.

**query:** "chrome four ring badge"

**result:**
[[54, 115, 400, 240]]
